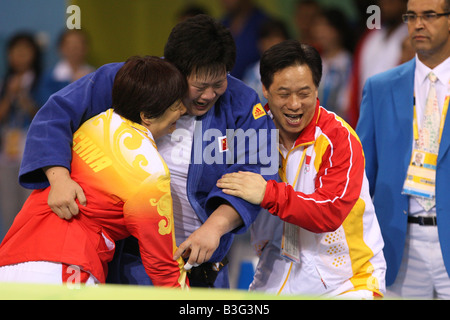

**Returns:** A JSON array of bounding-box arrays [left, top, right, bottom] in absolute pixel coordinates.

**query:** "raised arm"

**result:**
[[19, 62, 123, 189], [18, 63, 122, 218]]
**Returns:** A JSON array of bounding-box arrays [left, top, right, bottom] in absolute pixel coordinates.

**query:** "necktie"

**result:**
[[416, 72, 439, 211]]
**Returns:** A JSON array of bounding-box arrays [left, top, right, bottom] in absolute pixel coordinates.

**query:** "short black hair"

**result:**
[[112, 56, 187, 124], [164, 14, 236, 79], [260, 40, 322, 89]]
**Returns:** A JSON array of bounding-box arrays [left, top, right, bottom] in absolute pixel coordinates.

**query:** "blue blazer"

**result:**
[[356, 58, 450, 286]]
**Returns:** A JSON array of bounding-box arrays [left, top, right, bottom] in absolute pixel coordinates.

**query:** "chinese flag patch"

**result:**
[[219, 136, 228, 152]]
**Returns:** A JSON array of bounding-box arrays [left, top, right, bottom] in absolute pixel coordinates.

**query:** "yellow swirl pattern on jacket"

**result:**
[[155, 193, 172, 236], [112, 121, 151, 182]]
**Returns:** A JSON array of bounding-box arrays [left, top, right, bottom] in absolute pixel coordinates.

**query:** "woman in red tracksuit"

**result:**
[[0, 56, 188, 288]]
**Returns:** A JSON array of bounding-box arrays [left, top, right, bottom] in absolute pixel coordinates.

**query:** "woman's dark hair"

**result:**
[[164, 14, 236, 79], [260, 39, 322, 89], [2, 32, 42, 91], [112, 56, 187, 124]]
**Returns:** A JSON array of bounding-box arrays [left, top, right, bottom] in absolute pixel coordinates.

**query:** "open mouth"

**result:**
[[284, 113, 303, 125], [194, 100, 209, 108]]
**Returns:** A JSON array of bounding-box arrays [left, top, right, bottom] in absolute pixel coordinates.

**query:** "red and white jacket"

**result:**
[[251, 102, 386, 296]]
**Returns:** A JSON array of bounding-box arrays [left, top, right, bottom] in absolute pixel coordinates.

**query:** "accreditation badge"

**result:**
[[281, 221, 300, 263], [402, 149, 437, 199]]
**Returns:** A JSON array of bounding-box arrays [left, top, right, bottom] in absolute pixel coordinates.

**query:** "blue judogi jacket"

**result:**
[[19, 62, 279, 287]]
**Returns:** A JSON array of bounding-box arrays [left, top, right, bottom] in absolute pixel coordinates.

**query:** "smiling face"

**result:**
[[184, 70, 228, 117], [263, 64, 318, 149]]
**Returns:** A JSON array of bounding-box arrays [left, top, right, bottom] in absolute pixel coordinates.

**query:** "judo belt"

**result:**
[[187, 256, 229, 288], [407, 215, 437, 226], [123, 236, 140, 255], [123, 236, 228, 287]]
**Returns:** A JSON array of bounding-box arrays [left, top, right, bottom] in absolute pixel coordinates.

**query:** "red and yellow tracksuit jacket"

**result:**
[[251, 101, 386, 296], [0, 109, 187, 288]]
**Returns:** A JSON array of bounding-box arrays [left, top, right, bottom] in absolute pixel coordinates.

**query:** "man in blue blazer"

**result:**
[[356, 0, 450, 298]]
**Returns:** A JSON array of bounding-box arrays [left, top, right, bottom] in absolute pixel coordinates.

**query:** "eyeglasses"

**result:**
[[402, 12, 450, 23]]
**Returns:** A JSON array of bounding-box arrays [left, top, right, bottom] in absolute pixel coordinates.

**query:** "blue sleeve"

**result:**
[[19, 62, 124, 189], [356, 78, 378, 197], [204, 77, 280, 233], [36, 70, 70, 107]]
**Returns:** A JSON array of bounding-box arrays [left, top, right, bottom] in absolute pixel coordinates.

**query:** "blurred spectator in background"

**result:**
[[177, 5, 209, 22], [220, 0, 270, 79], [311, 8, 355, 121], [347, 0, 408, 127], [0, 33, 42, 238], [242, 18, 291, 106], [38, 29, 95, 105], [293, 0, 322, 46]]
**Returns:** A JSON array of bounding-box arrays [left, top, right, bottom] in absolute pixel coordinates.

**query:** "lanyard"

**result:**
[[292, 148, 307, 189], [280, 144, 313, 189]]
